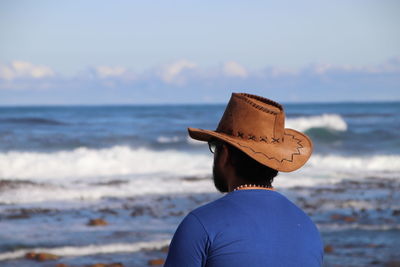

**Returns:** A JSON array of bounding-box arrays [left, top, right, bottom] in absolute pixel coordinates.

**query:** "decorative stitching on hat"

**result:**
[[240, 93, 283, 110], [271, 137, 280, 143], [248, 134, 256, 141], [234, 132, 303, 163], [223, 130, 271, 143], [217, 129, 285, 145], [235, 94, 279, 115], [236, 93, 283, 113]]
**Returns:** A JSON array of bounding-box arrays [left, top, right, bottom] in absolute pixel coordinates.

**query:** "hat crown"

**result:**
[[216, 93, 286, 144]]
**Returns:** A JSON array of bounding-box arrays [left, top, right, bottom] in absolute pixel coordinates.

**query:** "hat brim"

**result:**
[[188, 127, 312, 172]]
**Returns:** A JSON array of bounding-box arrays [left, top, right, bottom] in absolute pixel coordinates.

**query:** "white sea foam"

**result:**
[[318, 223, 400, 231], [185, 114, 347, 136], [286, 114, 347, 132], [0, 174, 215, 204], [0, 147, 397, 182], [0, 146, 214, 204], [0, 146, 212, 180], [0, 146, 399, 204], [270, 154, 400, 188], [308, 154, 400, 172], [157, 136, 180, 143], [0, 239, 171, 261]]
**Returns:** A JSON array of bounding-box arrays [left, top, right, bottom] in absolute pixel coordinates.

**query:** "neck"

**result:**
[[228, 177, 271, 192]]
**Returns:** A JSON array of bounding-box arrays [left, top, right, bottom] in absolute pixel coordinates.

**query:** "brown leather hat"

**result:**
[[188, 93, 313, 172]]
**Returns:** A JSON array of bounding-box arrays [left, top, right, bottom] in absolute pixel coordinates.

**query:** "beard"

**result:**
[[212, 161, 229, 193]]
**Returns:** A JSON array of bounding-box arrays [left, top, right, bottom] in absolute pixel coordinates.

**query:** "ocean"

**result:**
[[0, 102, 399, 267]]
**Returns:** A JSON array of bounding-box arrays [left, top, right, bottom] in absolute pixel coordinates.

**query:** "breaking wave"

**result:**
[[307, 154, 400, 172], [0, 240, 170, 261], [0, 146, 398, 182], [286, 114, 347, 132], [0, 146, 211, 180], [0, 146, 398, 204], [157, 136, 181, 143]]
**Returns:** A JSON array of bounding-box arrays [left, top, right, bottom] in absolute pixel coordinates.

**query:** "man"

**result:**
[[164, 93, 323, 267]]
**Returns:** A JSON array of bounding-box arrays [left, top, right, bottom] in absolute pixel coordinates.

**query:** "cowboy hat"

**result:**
[[187, 93, 313, 172]]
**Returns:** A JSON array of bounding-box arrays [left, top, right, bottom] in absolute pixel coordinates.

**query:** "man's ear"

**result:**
[[219, 144, 230, 167]]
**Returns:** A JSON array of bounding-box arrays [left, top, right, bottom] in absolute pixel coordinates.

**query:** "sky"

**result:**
[[0, 0, 399, 105]]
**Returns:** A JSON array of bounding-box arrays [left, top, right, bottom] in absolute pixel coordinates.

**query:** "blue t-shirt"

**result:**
[[164, 189, 323, 267]]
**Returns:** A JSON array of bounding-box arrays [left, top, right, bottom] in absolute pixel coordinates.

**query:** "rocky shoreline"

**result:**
[[0, 176, 399, 266]]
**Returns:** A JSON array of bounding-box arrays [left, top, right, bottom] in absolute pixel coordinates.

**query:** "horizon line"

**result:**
[[0, 99, 399, 108]]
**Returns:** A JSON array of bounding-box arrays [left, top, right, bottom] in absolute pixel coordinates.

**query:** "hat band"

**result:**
[[233, 132, 304, 164]]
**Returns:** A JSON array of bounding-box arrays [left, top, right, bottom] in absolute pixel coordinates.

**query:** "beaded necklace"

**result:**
[[233, 184, 275, 191]]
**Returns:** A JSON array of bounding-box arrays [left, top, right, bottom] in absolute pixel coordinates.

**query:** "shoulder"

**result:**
[[190, 193, 232, 218], [181, 194, 236, 233], [190, 190, 285, 218]]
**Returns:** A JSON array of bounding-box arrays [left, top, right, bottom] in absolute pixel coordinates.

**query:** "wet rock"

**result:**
[[386, 261, 400, 267], [0, 179, 39, 190], [87, 264, 107, 267], [111, 230, 134, 238], [343, 216, 357, 222], [37, 252, 61, 261], [181, 176, 206, 182], [383, 218, 395, 224], [160, 245, 169, 253], [168, 211, 184, 216], [330, 214, 357, 222], [330, 214, 342, 220], [92, 180, 128, 186], [25, 252, 60, 261], [303, 203, 317, 210], [6, 214, 31, 219], [131, 205, 157, 217], [23, 208, 53, 214], [370, 260, 382, 265], [131, 206, 146, 216], [25, 252, 37, 259], [98, 208, 118, 215], [87, 218, 108, 226], [392, 209, 400, 216], [148, 258, 165, 265], [4, 207, 54, 220], [85, 263, 124, 267], [324, 245, 334, 253]]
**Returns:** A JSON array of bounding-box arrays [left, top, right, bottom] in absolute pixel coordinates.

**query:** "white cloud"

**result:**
[[1, 57, 399, 102], [309, 57, 400, 75], [0, 61, 54, 80], [312, 63, 335, 74], [310, 63, 366, 75], [222, 61, 248, 78], [95, 66, 127, 78], [159, 59, 197, 85], [370, 56, 400, 73]]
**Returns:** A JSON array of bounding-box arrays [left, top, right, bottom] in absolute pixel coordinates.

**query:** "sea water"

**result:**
[[0, 102, 399, 266]]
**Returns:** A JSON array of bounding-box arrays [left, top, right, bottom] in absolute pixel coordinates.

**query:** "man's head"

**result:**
[[188, 93, 313, 190], [209, 138, 278, 193]]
